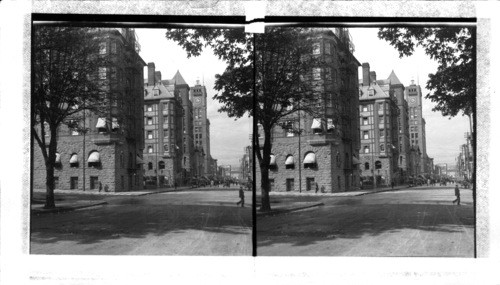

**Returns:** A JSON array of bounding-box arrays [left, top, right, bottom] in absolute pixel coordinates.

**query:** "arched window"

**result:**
[[159, 161, 165, 170], [375, 160, 382, 169], [148, 162, 153, 170], [69, 153, 79, 168], [364, 146, 370, 153], [285, 155, 295, 169], [303, 152, 317, 169], [88, 151, 101, 167], [364, 162, 370, 170], [269, 154, 277, 170], [147, 146, 153, 153]]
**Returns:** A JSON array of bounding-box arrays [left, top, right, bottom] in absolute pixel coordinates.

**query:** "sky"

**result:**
[[135, 27, 471, 168], [136, 28, 252, 168], [349, 28, 470, 166]]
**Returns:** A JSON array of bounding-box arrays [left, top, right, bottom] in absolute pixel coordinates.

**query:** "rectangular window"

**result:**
[[324, 42, 331, 54], [362, 106, 368, 112], [147, 117, 153, 125], [163, 129, 169, 138], [110, 42, 117, 54], [313, 68, 321, 80], [380, 129, 384, 137], [99, 42, 107, 54], [153, 89, 160, 96], [54, 177, 59, 189], [415, 133, 418, 138], [312, 43, 321, 54], [363, 117, 369, 125], [379, 115, 384, 124], [379, 102, 384, 110], [363, 131, 369, 140], [110, 67, 117, 81], [325, 67, 332, 81], [70, 177, 78, 190], [147, 105, 153, 112], [99, 67, 107, 80], [364, 146, 370, 153], [147, 131, 153, 139], [90, 176, 98, 190], [286, 178, 294, 192], [306, 177, 315, 191]]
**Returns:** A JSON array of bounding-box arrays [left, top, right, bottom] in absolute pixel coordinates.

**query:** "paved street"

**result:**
[[257, 186, 474, 257], [31, 188, 252, 255]]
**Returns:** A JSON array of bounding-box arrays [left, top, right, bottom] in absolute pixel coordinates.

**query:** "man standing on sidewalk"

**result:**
[[236, 186, 245, 207], [452, 184, 461, 205]]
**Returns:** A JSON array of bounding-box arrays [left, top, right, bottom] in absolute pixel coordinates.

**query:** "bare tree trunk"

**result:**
[[260, 166, 271, 211], [44, 163, 56, 209]]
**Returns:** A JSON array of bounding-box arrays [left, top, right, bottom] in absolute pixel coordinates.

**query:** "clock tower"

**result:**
[[405, 80, 428, 175], [190, 80, 212, 177]]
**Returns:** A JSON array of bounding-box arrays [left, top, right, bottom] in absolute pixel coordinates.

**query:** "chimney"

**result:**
[[147, 62, 155, 85], [155, 71, 162, 82], [362, 62, 370, 86], [370, 71, 376, 83]]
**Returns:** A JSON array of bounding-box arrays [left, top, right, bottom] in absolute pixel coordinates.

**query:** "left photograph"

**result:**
[[30, 23, 253, 255]]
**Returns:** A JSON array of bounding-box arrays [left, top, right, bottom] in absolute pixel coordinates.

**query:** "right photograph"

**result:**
[[254, 25, 475, 257]]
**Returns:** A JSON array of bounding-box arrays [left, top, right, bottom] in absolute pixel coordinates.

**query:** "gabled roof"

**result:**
[[359, 81, 389, 101], [387, 70, 403, 85], [172, 70, 188, 85]]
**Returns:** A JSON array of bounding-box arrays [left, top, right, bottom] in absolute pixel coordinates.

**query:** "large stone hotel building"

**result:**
[[257, 28, 361, 193], [33, 28, 146, 192]]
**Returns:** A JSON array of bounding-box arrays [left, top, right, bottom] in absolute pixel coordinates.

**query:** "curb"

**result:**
[[31, 201, 108, 215], [257, 202, 324, 217]]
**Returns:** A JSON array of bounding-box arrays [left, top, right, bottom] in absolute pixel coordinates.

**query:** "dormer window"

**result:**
[[154, 89, 160, 96], [368, 88, 375, 96]]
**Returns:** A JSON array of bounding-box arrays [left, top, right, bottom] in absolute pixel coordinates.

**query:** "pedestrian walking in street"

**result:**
[[236, 186, 245, 207], [320, 185, 325, 193], [391, 180, 394, 189], [315, 182, 319, 193], [99, 182, 102, 192], [452, 184, 461, 205]]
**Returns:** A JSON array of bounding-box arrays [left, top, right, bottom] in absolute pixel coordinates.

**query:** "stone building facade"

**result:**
[[257, 28, 361, 193], [358, 63, 400, 187], [143, 63, 183, 187], [33, 28, 146, 192]]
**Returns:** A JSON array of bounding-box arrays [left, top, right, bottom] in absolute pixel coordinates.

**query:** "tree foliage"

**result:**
[[33, 26, 108, 208], [377, 27, 475, 118], [166, 27, 323, 211]]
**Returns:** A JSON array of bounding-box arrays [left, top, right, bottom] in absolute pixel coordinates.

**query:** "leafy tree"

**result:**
[[378, 27, 476, 201], [33, 26, 109, 208], [377, 27, 475, 124], [166, 27, 324, 211]]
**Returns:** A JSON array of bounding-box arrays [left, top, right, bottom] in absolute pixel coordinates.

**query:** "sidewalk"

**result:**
[[257, 201, 325, 217], [31, 200, 108, 215], [33, 186, 193, 197], [268, 185, 409, 198]]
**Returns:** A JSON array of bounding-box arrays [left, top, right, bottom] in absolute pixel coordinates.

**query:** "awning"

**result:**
[[96, 118, 107, 129], [136, 155, 144, 164], [112, 117, 120, 129], [69, 154, 78, 164], [285, 155, 294, 165], [270, 154, 276, 166], [311, 118, 322, 130], [352, 156, 361, 165], [88, 152, 100, 163], [55, 153, 61, 164], [303, 152, 316, 164]]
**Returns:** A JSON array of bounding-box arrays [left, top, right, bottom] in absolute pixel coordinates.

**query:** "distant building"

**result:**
[[257, 28, 361, 193], [190, 80, 214, 178], [143, 63, 184, 187], [358, 63, 400, 187], [34, 28, 146, 192], [405, 80, 430, 175]]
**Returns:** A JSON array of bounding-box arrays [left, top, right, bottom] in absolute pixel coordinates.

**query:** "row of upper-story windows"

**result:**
[[312, 41, 336, 56]]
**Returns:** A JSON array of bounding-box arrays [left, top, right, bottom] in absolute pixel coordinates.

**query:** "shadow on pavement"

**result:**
[[31, 203, 251, 251], [257, 203, 474, 249]]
